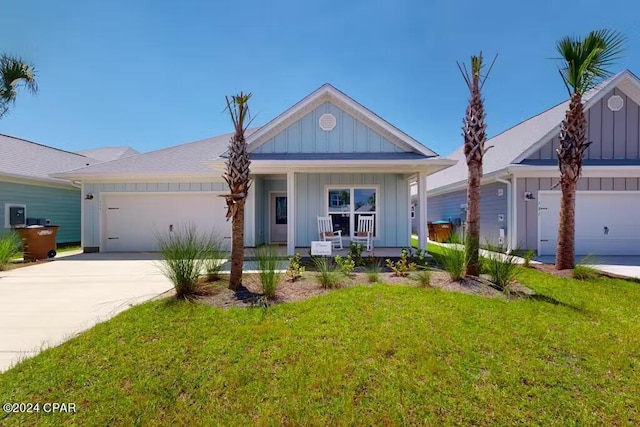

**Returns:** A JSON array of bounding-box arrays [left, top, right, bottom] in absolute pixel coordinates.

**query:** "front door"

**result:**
[[270, 193, 287, 243]]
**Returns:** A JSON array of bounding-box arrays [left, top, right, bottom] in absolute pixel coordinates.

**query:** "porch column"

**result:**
[[287, 171, 296, 255], [417, 171, 428, 250]]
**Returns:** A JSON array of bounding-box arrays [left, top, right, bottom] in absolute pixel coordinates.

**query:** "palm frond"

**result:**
[[0, 54, 38, 118]]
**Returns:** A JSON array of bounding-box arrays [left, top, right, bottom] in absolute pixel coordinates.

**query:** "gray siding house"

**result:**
[[423, 70, 640, 256], [55, 84, 456, 254], [0, 134, 101, 244]]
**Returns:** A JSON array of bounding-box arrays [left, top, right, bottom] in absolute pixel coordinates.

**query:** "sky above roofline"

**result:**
[[2, 0, 639, 156]]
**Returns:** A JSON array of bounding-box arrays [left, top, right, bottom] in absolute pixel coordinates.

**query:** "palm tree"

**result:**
[[0, 54, 38, 119], [222, 92, 252, 290], [554, 30, 625, 270], [457, 52, 496, 276]]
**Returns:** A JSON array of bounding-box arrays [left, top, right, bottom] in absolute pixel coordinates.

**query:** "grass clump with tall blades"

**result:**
[[484, 241, 520, 293], [156, 224, 212, 301], [313, 256, 341, 289], [202, 233, 228, 281], [573, 256, 600, 280], [255, 245, 283, 299], [412, 268, 432, 287], [434, 233, 467, 281], [365, 258, 381, 283], [0, 232, 22, 270]]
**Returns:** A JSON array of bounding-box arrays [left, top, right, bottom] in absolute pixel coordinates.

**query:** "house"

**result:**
[[422, 70, 640, 256], [53, 84, 456, 255], [0, 134, 101, 244]]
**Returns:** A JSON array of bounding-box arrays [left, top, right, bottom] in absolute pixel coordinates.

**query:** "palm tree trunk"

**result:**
[[555, 179, 576, 269], [466, 162, 481, 276], [229, 199, 245, 287]]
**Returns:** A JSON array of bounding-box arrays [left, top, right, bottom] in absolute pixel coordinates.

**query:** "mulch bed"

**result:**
[[530, 263, 574, 278], [185, 270, 535, 309]]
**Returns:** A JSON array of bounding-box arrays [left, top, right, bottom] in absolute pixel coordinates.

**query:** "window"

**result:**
[[4, 203, 26, 228], [410, 204, 416, 219], [327, 187, 377, 238]]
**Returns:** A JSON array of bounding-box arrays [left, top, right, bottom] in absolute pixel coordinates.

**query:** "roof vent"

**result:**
[[607, 95, 624, 112], [319, 113, 336, 131]]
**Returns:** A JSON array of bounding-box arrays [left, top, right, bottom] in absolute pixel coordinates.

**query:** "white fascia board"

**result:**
[[426, 168, 511, 197], [51, 173, 226, 183], [0, 172, 78, 189], [509, 164, 640, 178]]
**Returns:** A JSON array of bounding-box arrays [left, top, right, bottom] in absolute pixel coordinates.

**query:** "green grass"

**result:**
[[1, 271, 639, 425]]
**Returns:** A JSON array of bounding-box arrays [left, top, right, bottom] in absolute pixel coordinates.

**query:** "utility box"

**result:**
[[15, 226, 59, 261], [9, 206, 26, 227]]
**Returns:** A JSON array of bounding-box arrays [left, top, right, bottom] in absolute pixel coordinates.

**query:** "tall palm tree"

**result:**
[[223, 92, 252, 290], [0, 54, 38, 119], [554, 30, 625, 270], [457, 52, 496, 276]]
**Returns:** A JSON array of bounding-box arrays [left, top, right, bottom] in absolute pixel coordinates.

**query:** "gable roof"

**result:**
[[53, 131, 254, 179], [246, 83, 439, 157], [77, 146, 139, 162], [0, 133, 100, 185], [428, 69, 640, 191]]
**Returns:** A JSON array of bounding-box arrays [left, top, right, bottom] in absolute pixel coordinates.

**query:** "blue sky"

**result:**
[[2, 0, 640, 157]]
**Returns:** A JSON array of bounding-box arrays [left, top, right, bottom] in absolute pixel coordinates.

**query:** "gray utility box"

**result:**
[[9, 206, 26, 226], [26, 218, 50, 226]]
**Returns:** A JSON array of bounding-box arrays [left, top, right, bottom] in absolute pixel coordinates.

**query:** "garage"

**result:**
[[538, 191, 640, 256], [102, 193, 232, 251]]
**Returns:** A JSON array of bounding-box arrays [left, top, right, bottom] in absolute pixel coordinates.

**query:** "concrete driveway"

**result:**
[[535, 255, 640, 279], [0, 252, 172, 372]]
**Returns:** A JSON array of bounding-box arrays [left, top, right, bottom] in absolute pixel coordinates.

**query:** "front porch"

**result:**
[[243, 246, 410, 258]]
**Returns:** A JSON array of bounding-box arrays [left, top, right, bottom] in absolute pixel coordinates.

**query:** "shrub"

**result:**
[[412, 268, 432, 287], [386, 249, 416, 277], [522, 249, 536, 268], [335, 255, 355, 277], [436, 235, 467, 281], [348, 242, 366, 266], [156, 224, 213, 301], [365, 258, 381, 283], [573, 256, 600, 280], [0, 232, 22, 270], [404, 247, 430, 267], [255, 245, 283, 299], [484, 242, 519, 293], [202, 234, 228, 281], [313, 257, 341, 289], [286, 253, 305, 282]]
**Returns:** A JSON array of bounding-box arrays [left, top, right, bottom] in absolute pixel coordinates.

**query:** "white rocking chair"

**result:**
[[317, 216, 343, 249], [351, 215, 374, 251]]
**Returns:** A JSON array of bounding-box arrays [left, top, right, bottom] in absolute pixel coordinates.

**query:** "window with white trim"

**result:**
[[327, 187, 377, 238]]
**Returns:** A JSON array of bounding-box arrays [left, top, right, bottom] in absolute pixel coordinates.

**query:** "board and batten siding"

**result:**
[[516, 177, 640, 250], [526, 88, 640, 161], [294, 173, 409, 247], [254, 177, 286, 245], [83, 181, 256, 249], [427, 182, 508, 244], [0, 181, 81, 244], [252, 102, 405, 154]]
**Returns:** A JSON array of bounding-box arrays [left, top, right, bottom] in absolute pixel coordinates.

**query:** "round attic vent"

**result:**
[[319, 113, 336, 131], [607, 95, 624, 112]]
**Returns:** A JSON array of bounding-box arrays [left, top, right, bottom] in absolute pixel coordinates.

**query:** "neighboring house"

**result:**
[[53, 84, 455, 254], [0, 134, 101, 244], [77, 146, 138, 162], [421, 69, 640, 256]]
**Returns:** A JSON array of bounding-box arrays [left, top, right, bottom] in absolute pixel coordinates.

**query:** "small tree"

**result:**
[[222, 93, 252, 290], [457, 53, 496, 276], [553, 30, 625, 269], [0, 54, 38, 119]]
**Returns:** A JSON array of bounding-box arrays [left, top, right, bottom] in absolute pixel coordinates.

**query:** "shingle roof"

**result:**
[[56, 131, 253, 177], [0, 133, 100, 183], [77, 146, 139, 162], [427, 100, 569, 190]]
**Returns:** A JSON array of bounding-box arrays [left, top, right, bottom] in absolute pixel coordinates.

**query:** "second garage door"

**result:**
[[103, 193, 232, 252], [538, 191, 640, 256]]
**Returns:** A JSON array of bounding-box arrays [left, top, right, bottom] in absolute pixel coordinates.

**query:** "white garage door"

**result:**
[[103, 193, 232, 252], [538, 191, 640, 256]]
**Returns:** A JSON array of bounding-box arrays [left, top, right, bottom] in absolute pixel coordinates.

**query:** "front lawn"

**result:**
[[1, 269, 639, 425]]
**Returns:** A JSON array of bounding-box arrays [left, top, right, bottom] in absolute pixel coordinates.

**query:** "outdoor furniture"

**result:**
[[351, 215, 374, 251], [317, 216, 343, 249]]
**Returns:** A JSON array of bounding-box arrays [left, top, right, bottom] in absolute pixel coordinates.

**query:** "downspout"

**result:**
[[495, 176, 512, 253]]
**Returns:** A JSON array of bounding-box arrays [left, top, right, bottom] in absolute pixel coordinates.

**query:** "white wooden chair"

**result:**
[[351, 215, 374, 251], [317, 216, 343, 249]]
